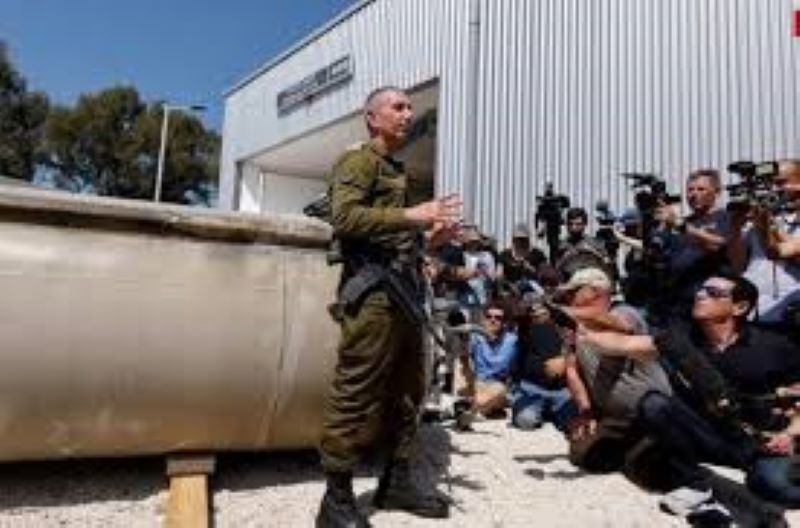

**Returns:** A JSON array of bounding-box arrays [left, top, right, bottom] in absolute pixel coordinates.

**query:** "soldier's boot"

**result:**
[[372, 459, 449, 519], [316, 472, 371, 528]]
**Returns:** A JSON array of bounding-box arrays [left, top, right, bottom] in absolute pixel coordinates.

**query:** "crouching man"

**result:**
[[557, 268, 673, 475], [581, 274, 800, 506]]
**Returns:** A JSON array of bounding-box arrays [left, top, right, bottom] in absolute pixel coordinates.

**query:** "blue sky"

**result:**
[[0, 0, 358, 130]]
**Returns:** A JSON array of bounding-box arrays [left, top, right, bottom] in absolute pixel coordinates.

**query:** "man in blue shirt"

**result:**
[[466, 302, 518, 416]]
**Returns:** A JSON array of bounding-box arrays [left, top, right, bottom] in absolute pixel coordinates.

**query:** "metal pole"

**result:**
[[155, 106, 171, 202]]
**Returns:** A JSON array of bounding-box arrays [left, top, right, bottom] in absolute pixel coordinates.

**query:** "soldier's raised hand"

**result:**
[[404, 193, 462, 227]]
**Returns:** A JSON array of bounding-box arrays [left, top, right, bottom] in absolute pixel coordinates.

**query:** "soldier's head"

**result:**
[[686, 168, 721, 215], [364, 86, 413, 152]]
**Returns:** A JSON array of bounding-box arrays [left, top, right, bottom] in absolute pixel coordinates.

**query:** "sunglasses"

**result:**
[[484, 313, 504, 322], [697, 284, 733, 299]]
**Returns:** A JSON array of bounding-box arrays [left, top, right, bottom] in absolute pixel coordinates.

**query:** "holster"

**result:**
[[338, 263, 387, 317], [335, 262, 426, 327]]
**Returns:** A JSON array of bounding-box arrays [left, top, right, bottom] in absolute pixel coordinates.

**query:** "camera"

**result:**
[[725, 160, 787, 213], [594, 200, 620, 261], [618, 173, 682, 322], [536, 182, 570, 222], [621, 173, 682, 213], [595, 200, 617, 228]]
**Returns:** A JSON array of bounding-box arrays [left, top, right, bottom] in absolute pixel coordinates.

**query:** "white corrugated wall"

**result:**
[[471, 0, 800, 241], [219, 0, 473, 212], [222, 0, 800, 244]]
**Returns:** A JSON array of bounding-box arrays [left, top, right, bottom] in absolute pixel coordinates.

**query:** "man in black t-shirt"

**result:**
[[498, 223, 547, 288], [508, 304, 577, 431]]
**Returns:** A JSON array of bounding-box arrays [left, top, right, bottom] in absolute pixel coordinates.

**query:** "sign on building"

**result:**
[[277, 56, 353, 115]]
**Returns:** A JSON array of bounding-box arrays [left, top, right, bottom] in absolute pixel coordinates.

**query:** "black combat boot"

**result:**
[[372, 459, 449, 518], [316, 472, 371, 528]]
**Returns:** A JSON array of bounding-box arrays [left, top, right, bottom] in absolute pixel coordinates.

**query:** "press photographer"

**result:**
[[535, 182, 570, 264], [613, 172, 681, 319], [728, 159, 800, 332], [654, 169, 731, 318], [535, 205, 612, 288], [576, 274, 800, 507]]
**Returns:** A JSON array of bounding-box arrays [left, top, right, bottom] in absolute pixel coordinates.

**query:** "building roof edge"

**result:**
[[224, 0, 376, 98]]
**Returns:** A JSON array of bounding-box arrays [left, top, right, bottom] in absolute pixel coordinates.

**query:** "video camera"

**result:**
[[595, 200, 617, 228], [619, 173, 682, 323], [726, 160, 788, 213], [621, 173, 682, 213], [536, 182, 570, 223], [594, 200, 620, 261]]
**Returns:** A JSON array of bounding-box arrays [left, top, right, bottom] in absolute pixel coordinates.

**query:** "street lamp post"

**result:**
[[154, 103, 206, 202]]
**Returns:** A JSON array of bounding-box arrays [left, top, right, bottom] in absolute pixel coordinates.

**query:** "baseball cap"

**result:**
[[512, 222, 530, 238], [557, 267, 612, 292], [462, 228, 481, 243]]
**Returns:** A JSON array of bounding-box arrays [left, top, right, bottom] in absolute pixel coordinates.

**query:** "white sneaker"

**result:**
[[659, 487, 713, 517]]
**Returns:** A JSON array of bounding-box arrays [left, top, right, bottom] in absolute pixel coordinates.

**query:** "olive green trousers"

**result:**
[[319, 291, 425, 472]]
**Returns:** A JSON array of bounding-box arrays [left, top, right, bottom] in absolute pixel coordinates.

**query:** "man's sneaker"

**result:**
[[686, 501, 732, 527], [659, 487, 713, 517]]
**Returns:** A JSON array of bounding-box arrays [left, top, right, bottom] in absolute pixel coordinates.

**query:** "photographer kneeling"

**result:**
[[579, 274, 800, 506]]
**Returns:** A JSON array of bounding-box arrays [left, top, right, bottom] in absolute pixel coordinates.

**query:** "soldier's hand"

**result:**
[[404, 194, 462, 227]]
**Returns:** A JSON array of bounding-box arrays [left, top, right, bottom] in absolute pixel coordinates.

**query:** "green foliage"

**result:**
[[0, 42, 49, 180], [40, 86, 219, 204]]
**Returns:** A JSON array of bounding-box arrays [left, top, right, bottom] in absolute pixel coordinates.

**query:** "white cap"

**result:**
[[557, 267, 612, 292]]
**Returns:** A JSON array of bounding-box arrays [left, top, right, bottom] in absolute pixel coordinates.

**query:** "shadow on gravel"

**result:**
[[0, 457, 163, 509], [417, 423, 485, 495], [513, 453, 569, 464], [216, 423, 462, 496], [524, 467, 586, 481], [215, 449, 326, 492]]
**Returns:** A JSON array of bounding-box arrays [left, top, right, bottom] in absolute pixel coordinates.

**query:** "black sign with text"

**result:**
[[276, 56, 353, 116]]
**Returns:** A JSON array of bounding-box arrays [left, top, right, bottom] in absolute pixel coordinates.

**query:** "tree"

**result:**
[[0, 42, 49, 181], [40, 85, 219, 205]]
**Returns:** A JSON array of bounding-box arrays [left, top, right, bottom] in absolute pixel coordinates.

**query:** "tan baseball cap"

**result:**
[[557, 267, 612, 292]]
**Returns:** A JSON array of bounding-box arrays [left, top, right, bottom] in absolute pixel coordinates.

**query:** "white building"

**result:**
[[220, 0, 800, 243]]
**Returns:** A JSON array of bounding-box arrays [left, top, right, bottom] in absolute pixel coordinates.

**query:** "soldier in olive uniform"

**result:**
[[316, 87, 461, 528]]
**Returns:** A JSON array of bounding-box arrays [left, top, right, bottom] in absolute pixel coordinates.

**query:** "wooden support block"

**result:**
[[165, 454, 216, 528], [167, 454, 216, 477]]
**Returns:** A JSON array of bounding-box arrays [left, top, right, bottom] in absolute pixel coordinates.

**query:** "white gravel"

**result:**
[[0, 420, 798, 527]]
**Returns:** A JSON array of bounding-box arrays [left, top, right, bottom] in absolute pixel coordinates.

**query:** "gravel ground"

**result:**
[[0, 420, 798, 527]]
